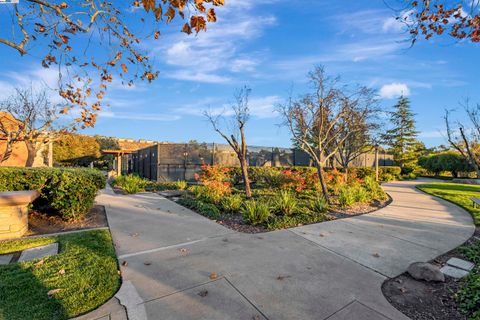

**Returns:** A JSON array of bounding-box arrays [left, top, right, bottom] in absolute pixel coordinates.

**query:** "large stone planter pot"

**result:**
[[0, 191, 40, 241]]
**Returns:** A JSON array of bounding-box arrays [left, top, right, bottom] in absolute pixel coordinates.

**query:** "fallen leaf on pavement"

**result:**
[[179, 248, 188, 253], [198, 290, 208, 297], [209, 272, 218, 280], [144, 261, 152, 266], [277, 275, 292, 281], [122, 261, 128, 267], [372, 253, 380, 258]]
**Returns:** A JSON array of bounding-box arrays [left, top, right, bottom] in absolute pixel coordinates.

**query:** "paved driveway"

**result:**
[[85, 179, 475, 320]]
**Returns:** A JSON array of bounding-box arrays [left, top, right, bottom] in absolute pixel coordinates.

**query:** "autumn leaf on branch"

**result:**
[[402, 0, 480, 43], [0, 0, 225, 128]]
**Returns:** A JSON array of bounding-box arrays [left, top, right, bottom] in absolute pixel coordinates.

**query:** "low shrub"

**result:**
[[195, 165, 232, 203], [325, 168, 346, 195], [272, 190, 298, 216], [190, 185, 226, 204], [241, 200, 271, 225], [177, 196, 221, 220], [363, 176, 387, 200], [221, 194, 243, 213], [0, 167, 105, 221], [401, 172, 417, 180], [354, 167, 375, 179], [356, 186, 371, 203], [380, 173, 395, 182], [309, 195, 329, 213], [113, 174, 148, 194], [338, 186, 357, 207], [458, 268, 480, 319], [380, 166, 402, 178]]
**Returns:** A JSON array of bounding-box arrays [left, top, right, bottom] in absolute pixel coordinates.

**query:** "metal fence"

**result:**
[[123, 142, 395, 182]]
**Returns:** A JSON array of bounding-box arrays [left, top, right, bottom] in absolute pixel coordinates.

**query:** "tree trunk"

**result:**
[[0, 138, 13, 164], [239, 156, 252, 198], [25, 140, 36, 167], [315, 163, 330, 203]]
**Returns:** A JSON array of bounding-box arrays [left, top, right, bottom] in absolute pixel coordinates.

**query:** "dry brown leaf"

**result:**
[[209, 272, 218, 280], [47, 289, 62, 296], [198, 290, 208, 297]]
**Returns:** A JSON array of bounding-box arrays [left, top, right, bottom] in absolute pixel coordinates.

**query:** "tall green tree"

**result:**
[[383, 96, 421, 169]]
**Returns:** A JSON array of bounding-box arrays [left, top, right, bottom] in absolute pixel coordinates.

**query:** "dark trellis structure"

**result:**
[[123, 142, 395, 182]]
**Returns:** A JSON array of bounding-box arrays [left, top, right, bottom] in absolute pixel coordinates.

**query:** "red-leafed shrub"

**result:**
[[195, 165, 232, 203]]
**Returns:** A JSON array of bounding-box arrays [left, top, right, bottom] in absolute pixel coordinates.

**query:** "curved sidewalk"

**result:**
[[85, 179, 475, 320], [292, 179, 475, 278]]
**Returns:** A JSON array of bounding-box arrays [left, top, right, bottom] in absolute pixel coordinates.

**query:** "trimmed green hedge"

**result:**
[[0, 167, 106, 221]]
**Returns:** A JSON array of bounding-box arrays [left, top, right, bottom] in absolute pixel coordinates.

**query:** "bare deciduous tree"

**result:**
[[334, 97, 379, 177], [205, 87, 252, 198], [279, 66, 377, 202], [0, 87, 58, 166], [445, 100, 480, 177]]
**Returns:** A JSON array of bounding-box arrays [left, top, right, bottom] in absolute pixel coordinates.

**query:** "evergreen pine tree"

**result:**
[[383, 96, 421, 169]]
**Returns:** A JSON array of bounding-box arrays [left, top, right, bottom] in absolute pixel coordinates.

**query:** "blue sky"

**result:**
[[0, 0, 479, 148]]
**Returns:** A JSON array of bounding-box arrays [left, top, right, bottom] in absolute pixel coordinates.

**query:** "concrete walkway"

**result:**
[[84, 180, 475, 320]]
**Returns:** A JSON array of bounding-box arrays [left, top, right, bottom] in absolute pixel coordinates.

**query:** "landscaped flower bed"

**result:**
[[176, 165, 389, 232]]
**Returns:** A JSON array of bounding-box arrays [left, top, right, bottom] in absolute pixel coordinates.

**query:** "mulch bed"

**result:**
[[168, 195, 392, 234], [26, 205, 108, 236], [215, 213, 269, 233], [329, 196, 392, 219], [382, 227, 480, 320]]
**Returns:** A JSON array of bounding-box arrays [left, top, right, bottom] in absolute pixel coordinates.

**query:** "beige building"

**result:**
[[0, 112, 53, 167]]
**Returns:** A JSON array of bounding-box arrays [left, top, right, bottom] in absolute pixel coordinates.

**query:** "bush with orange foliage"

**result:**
[[195, 165, 232, 203]]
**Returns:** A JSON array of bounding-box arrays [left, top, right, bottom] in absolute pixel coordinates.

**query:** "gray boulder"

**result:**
[[407, 262, 445, 282]]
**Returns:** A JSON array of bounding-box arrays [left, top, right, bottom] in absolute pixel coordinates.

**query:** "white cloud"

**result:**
[[382, 17, 403, 33], [379, 82, 410, 99], [154, 1, 277, 83]]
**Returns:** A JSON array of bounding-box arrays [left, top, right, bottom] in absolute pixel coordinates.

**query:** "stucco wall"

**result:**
[[0, 140, 51, 167]]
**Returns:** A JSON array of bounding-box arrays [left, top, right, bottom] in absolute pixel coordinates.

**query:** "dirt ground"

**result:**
[[382, 227, 480, 320], [26, 205, 108, 236]]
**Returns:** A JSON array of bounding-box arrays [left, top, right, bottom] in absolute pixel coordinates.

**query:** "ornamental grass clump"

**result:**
[[338, 186, 357, 208], [221, 194, 243, 213], [272, 190, 298, 216], [241, 200, 271, 225], [309, 195, 329, 213]]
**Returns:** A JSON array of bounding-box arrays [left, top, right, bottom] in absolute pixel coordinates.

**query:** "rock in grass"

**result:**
[[407, 262, 445, 282]]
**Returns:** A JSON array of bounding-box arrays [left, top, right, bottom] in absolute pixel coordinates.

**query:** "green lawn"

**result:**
[[417, 182, 480, 225], [417, 182, 480, 319], [0, 230, 120, 320]]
